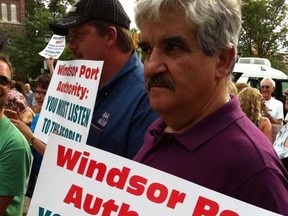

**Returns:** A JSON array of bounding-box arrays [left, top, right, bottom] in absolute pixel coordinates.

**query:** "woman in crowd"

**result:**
[[238, 87, 272, 142]]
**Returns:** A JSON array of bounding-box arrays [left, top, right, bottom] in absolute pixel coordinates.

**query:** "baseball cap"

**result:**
[[49, 0, 131, 36]]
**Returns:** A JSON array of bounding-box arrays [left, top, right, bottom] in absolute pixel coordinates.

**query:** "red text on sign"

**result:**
[[192, 196, 239, 216], [57, 145, 186, 210]]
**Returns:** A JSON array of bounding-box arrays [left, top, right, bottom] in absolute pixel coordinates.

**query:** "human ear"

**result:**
[[215, 47, 236, 79], [106, 26, 117, 46]]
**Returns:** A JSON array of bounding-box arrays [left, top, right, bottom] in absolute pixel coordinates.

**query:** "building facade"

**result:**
[[0, 0, 25, 49]]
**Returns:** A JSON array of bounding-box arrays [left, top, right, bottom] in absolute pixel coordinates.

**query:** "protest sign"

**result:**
[[28, 134, 280, 216], [39, 34, 66, 59], [33, 60, 103, 144]]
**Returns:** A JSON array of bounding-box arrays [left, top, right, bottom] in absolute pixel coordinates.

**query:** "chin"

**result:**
[[150, 99, 171, 113], [36, 102, 43, 107], [148, 87, 173, 97]]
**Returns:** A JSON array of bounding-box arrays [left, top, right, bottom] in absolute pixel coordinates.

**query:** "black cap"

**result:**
[[49, 0, 131, 35]]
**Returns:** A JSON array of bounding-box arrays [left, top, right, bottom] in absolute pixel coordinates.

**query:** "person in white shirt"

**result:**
[[260, 77, 284, 125]]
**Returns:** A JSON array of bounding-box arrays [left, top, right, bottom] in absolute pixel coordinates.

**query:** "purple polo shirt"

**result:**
[[134, 96, 288, 215]]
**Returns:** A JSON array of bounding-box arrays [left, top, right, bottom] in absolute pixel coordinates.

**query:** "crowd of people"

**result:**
[[0, 0, 288, 215]]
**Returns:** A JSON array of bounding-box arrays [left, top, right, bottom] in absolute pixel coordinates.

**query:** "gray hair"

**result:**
[[135, 0, 242, 57], [260, 77, 275, 87]]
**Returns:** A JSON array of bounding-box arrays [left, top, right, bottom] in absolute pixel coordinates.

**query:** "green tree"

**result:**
[[239, 0, 288, 71], [48, 0, 75, 19], [3, 0, 74, 81]]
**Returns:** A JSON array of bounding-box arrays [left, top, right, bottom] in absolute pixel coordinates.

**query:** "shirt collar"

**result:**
[[99, 51, 141, 93], [149, 96, 244, 152], [96, 51, 142, 106]]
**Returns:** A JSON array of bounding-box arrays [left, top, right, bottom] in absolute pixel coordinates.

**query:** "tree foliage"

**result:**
[[3, 0, 287, 81], [2, 0, 74, 82], [239, 0, 288, 72]]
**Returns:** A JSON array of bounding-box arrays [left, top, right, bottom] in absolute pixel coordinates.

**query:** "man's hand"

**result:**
[[261, 99, 268, 116], [4, 109, 19, 120]]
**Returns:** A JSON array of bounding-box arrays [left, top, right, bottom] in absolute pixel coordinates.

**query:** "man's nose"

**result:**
[[144, 49, 167, 79]]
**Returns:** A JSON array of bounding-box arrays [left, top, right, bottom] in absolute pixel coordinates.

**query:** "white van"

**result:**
[[233, 57, 288, 83]]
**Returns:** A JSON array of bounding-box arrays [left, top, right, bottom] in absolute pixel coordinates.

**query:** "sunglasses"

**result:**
[[0, 75, 11, 86]]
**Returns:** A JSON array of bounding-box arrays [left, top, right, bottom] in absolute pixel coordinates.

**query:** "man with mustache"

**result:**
[[49, 0, 158, 158], [133, 0, 288, 215]]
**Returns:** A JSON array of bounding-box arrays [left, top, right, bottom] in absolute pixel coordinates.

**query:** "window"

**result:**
[[1, 3, 8, 21], [11, 4, 17, 22]]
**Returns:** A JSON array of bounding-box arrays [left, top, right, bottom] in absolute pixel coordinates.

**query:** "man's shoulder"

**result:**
[[115, 65, 145, 95], [112, 54, 144, 87], [124, 52, 144, 81], [0, 118, 28, 148], [270, 97, 283, 104], [229, 116, 271, 150]]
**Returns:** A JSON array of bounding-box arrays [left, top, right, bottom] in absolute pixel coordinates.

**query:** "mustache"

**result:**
[[145, 74, 175, 91]]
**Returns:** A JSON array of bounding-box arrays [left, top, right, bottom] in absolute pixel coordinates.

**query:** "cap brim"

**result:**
[[49, 15, 89, 36]]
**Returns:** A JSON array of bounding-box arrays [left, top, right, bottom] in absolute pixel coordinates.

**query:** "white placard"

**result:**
[[39, 34, 66, 59], [28, 134, 280, 216], [33, 60, 103, 144]]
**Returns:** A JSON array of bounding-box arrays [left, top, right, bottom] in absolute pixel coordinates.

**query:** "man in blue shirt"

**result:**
[[49, 0, 158, 158]]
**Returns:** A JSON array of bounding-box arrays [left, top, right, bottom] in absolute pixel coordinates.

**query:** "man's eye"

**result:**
[[165, 43, 181, 52], [71, 32, 84, 39], [140, 45, 152, 55]]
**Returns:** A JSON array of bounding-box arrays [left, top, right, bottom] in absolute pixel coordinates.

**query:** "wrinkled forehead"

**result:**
[[261, 80, 273, 86]]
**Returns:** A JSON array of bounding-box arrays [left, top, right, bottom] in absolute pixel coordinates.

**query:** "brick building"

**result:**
[[0, 0, 25, 49]]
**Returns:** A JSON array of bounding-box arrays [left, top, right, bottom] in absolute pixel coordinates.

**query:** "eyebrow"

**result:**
[[140, 35, 187, 44], [161, 36, 188, 46], [139, 35, 192, 52]]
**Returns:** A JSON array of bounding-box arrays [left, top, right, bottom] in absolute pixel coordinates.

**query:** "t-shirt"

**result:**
[[0, 116, 32, 216], [134, 96, 288, 215], [264, 97, 284, 120]]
